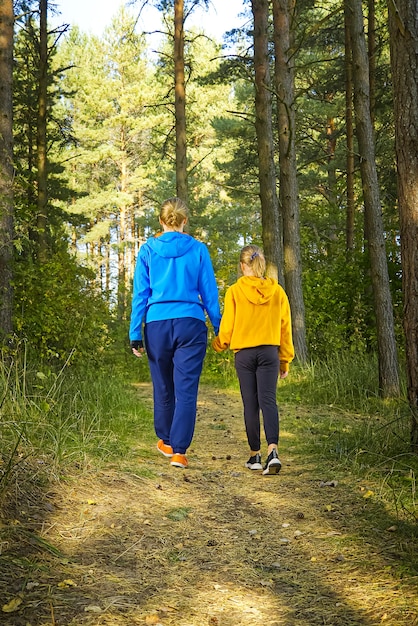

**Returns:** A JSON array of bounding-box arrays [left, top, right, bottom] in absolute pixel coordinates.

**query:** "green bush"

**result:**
[[13, 251, 112, 365]]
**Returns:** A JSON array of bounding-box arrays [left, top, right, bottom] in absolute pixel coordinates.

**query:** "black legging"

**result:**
[[234, 345, 280, 451]]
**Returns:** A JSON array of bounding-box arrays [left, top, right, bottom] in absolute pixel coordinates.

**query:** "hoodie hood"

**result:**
[[147, 231, 195, 258], [237, 275, 278, 305]]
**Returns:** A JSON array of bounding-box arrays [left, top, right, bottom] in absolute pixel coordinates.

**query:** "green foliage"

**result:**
[[301, 233, 403, 358], [13, 8, 76, 258], [302, 249, 374, 356], [13, 250, 112, 365]]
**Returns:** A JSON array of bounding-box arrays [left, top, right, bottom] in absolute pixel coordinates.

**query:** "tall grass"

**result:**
[[278, 351, 383, 408], [278, 351, 413, 457], [0, 349, 153, 494], [276, 351, 417, 524]]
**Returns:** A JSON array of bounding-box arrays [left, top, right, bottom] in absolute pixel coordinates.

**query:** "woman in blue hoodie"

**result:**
[[129, 197, 221, 469]]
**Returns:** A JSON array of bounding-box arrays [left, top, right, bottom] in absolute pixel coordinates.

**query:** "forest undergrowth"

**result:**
[[0, 356, 417, 626]]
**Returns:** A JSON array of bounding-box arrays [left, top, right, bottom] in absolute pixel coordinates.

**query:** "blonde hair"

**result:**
[[160, 197, 188, 229], [240, 245, 266, 278]]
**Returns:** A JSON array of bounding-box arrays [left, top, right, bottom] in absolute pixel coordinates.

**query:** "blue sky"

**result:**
[[51, 0, 247, 41]]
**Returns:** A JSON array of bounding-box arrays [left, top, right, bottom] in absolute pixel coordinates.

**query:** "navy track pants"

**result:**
[[144, 318, 207, 454]]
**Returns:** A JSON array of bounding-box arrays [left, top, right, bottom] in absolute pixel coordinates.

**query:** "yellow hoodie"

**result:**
[[212, 276, 294, 372]]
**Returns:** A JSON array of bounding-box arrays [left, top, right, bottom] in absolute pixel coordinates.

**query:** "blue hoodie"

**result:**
[[129, 232, 221, 342]]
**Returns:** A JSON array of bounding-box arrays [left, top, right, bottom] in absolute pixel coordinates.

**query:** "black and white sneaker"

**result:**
[[262, 449, 282, 475], [245, 453, 263, 470]]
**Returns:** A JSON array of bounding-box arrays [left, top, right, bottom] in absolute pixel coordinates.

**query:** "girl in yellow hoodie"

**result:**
[[212, 245, 294, 475]]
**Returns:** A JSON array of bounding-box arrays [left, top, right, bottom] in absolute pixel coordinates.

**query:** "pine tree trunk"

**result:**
[[118, 131, 128, 321], [368, 0, 376, 128], [388, 0, 418, 450], [346, 0, 399, 397], [272, 0, 308, 363], [326, 114, 337, 210], [344, 5, 355, 253], [36, 0, 48, 260], [174, 0, 188, 203], [251, 0, 282, 283], [0, 0, 14, 341]]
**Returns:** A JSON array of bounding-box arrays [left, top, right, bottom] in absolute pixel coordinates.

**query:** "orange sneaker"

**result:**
[[157, 439, 173, 457], [170, 453, 188, 469]]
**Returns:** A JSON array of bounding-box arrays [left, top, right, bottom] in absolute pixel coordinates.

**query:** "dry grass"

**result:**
[[0, 383, 417, 626]]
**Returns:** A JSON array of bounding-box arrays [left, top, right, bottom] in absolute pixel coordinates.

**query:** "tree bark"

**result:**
[[388, 0, 418, 449], [272, 0, 308, 363], [118, 131, 128, 322], [36, 0, 48, 260], [346, 0, 399, 397], [251, 0, 283, 283], [344, 4, 355, 253], [367, 0, 376, 128], [0, 0, 14, 341], [174, 0, 188, 203]]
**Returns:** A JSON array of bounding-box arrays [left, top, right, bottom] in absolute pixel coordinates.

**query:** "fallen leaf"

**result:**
[[363, 490, 374, 499], [57, 579, 77, 588], [2, 595, 23, 613]]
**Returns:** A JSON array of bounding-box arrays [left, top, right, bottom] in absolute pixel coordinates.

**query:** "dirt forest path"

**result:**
[[3, 383, 417, 626]]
